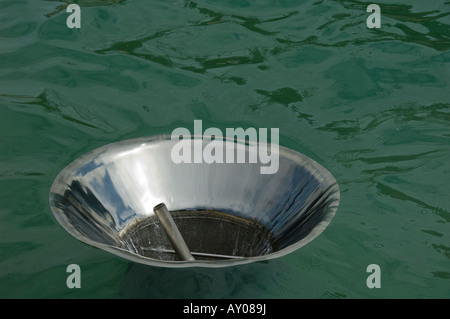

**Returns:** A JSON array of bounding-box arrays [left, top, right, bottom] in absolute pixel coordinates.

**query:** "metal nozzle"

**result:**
[[153, 203, 195, 261]]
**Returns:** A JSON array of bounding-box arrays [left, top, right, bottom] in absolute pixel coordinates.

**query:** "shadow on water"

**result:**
[[119, 259, 283, 298]]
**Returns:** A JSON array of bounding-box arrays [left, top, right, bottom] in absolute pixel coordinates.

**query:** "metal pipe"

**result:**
[[153, 203, 195, 261]]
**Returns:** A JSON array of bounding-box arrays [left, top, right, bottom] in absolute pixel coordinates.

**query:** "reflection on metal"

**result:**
[[49, 135, 340, 268], [153, 203, 194, 261]]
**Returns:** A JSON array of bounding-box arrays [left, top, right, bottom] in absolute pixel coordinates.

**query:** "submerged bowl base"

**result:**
[[119, 209, 275, 261]]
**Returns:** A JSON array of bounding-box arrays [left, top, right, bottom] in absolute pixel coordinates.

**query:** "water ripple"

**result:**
[[1, 90, 116, 133]]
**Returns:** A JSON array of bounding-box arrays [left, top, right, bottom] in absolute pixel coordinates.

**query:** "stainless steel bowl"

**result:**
[[49, 135, 340, 268]]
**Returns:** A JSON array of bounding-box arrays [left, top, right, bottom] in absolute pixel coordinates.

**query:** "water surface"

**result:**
[[0, 0, 449, 298]]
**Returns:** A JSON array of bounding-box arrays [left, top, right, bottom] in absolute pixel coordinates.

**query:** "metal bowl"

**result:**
[[49, 135, 340, 268]]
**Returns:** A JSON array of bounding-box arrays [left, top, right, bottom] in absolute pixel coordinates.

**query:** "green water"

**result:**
[[0, 0, 449, 299]]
